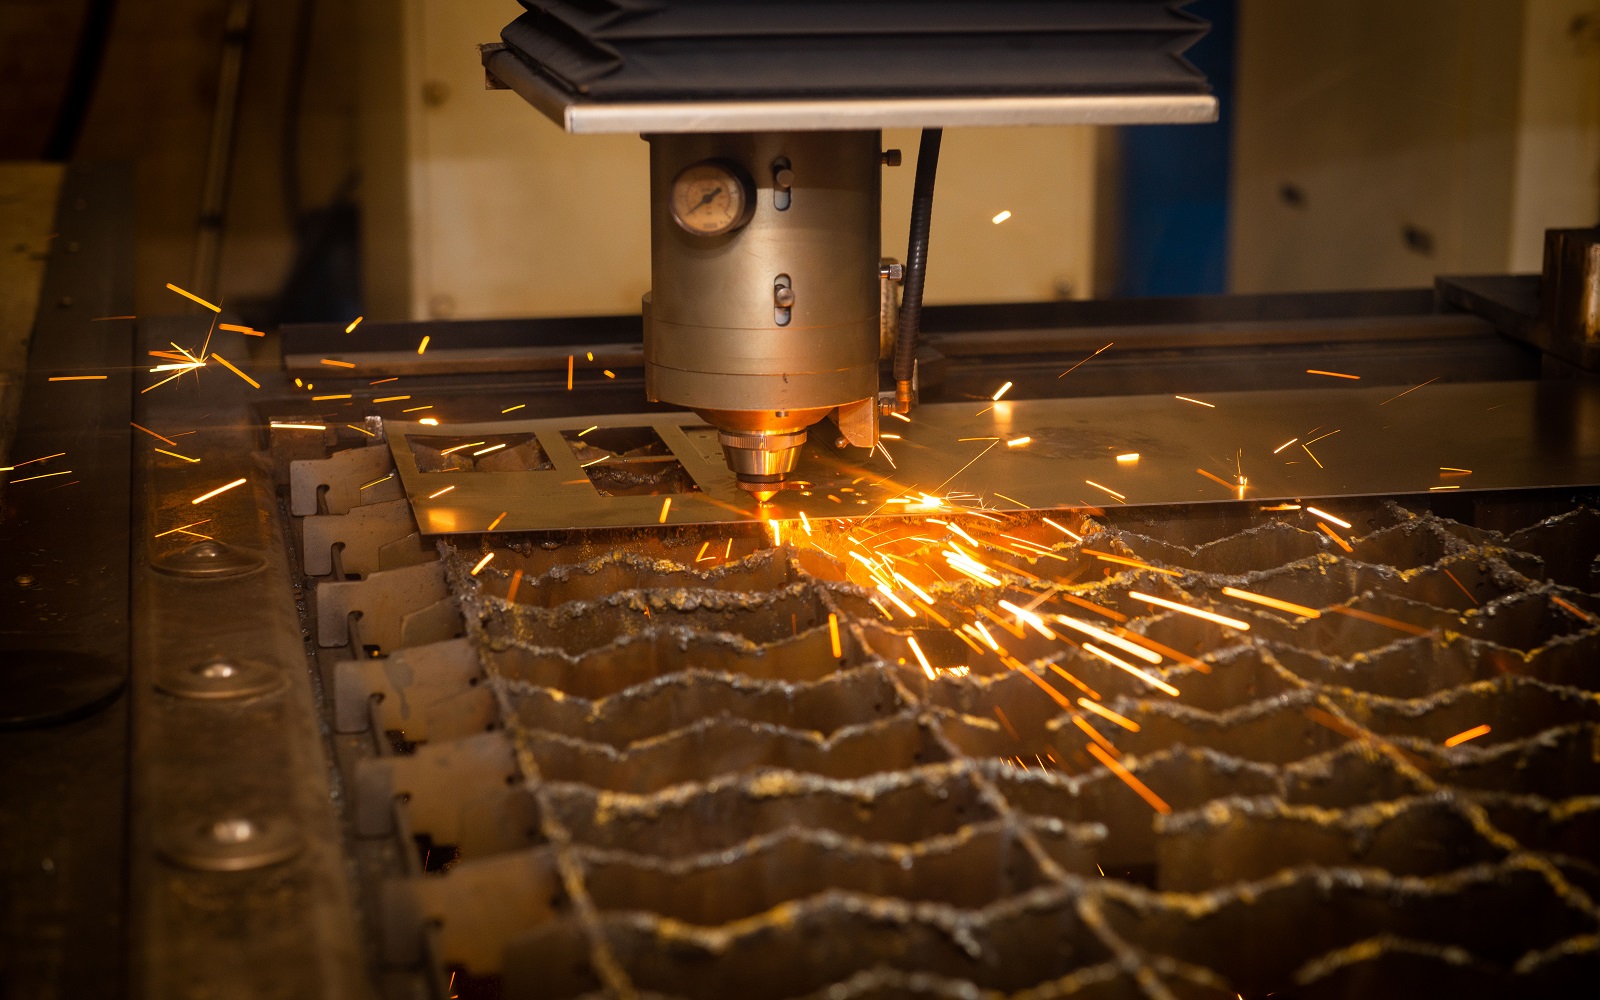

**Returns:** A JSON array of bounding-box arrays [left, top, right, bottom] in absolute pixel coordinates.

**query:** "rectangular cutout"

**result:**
[[409, 434, 553, 473], [561, 426, 700, 497]]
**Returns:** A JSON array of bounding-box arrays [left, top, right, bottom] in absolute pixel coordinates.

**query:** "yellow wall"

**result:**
[[361, 0, 1104, 321]]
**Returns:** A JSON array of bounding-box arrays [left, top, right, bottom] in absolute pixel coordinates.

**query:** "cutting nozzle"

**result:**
[[718, 428, 806, 503]]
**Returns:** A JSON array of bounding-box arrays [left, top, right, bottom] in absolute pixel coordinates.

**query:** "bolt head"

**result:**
[[211, 818, 255, 845]]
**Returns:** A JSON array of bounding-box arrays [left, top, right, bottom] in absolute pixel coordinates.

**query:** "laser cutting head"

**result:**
[[485, 6, 1218, 501], [642, 130, 886, 501]]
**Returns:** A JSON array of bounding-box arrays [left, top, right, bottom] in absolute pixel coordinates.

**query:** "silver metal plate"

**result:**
[[483, 48, 1219, 135], [385, 380, 1600, 534]]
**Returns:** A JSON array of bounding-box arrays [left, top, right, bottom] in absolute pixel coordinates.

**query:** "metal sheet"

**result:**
[[483, 48, 1218, 135], [386, 380, 1600, 534]]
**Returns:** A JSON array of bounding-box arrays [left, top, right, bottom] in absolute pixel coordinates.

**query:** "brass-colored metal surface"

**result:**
[[645, 130, 881, 409], [386, 380, 1600, 534], [645, 130, 884, 493]]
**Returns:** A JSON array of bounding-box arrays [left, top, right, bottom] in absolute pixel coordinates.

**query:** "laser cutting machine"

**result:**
[[483, 1, 1217, 499], [4, 3, 1600, 1000]]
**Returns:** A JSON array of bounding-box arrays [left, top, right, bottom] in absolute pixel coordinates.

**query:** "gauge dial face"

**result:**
[[668, 160, 753, 237]]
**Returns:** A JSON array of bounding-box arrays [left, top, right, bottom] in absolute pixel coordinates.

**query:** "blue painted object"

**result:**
[[1115, 0, 1237, 297]]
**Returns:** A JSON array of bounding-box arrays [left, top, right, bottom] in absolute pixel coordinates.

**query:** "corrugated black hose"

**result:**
[[892, 127, 943, 411]]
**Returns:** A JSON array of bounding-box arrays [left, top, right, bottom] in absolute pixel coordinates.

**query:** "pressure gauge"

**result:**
[[668, 159, 755, 237]]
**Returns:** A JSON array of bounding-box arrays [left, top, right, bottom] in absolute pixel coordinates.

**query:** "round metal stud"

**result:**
[[155, 657, 284, 701], [153, 539, 264, 579], [159, 815, 302, 872]]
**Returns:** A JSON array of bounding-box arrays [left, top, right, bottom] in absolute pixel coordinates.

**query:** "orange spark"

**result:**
[[345, 316, 364, 333], [1086, 741, 1170, 814], [1072, 715, 1120, 758], [1059, 593, 1128, 622], [506, 568, 524, 604], [1273, 438, 1298, 454], [998, 599, 1055, 638], [1041, 517, 1081, 541], [1379, 377, 1438, 405], [1174, 395, 1214, 408], [992, 381, 1013, 401], [1196, 468, 1234, 491], [417, 335, 430, 354], [7, 470, 72, 484], [165, 282, 220, 312], [1084, 479, 1125, 502], [1551, 596, 1594, 623], [1083, 642, 1180, 696], [427, 485, 456, 499], [1116, 453, 1139, 464], [153, 448, 200, 463], [566, 355, 574, 390], [1082, 549, 1181, 577], [131, 422, 178, 446], [470, 552, 495, 576], [1006, 436, 1031, 448], [502, 404, 525, 413], [270, 422, 325, 431], [1306, 369, 1360, 379], [191, 477, 247, 504], [907, 636, 935, 679], [321, 359, 356, 369], [211, 353, 260, 388], [1058, 341, 1113, 379], [1326, 604, 1432, 637], [154, 518, 211, 538], [658, 497, 671, 523], [1221, 586, 1319, 618], [828, 614, 843, 658], [1442, 568, 1479, 607], [1013, 662, 1075, 711], [49, 375, 108, 381], [1317, 522, 1353, 553], [1054, 615, 1161, 663], [1049, 663, 1100, 699], [373, 395, 410, 403], [219, 323, 262, 336], [1443, 724, 1491, 748], [312, 393, 351, 401], [1078, 697, 1140, 732], [1128, 592, 1250, 630]]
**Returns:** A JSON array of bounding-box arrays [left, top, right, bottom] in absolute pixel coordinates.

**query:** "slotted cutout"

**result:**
[[409, 433, 552, 473], [562, 425, 699, 497]]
